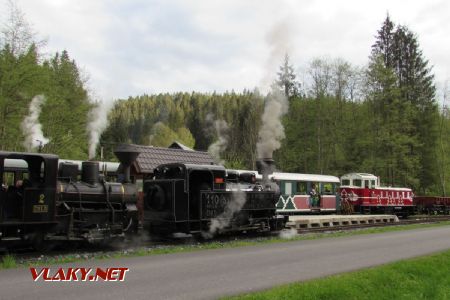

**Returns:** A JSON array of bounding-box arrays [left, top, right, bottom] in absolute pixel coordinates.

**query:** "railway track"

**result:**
[[295, 215, 450, 234], [2, 215, 449, 265]]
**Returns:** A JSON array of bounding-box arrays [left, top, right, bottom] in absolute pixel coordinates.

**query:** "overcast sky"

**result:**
[[2, 0, 450, 102]]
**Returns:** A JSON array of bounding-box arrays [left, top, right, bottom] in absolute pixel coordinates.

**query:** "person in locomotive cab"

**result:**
[[1, 181, 7, 192]]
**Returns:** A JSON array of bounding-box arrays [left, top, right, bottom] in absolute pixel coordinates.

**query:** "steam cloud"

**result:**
[[203, 190, 247, 238], [87, 101, 112, 159], [256, 89, 289, 159], [21, 95, 49, 152], [207, 115, 229, 165], [256, 19, 292, 160], [279, 228, 297, 239], [261, 20, 294, 91]]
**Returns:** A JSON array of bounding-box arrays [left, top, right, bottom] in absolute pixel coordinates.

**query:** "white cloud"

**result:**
[[1, 0, 449, 101]]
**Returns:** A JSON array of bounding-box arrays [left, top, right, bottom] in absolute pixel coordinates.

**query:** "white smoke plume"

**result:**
[[207, 116, 229, 165], [279, 228, 297, 239], [256, 88, 289, 159], [203, 190, 247, 239], [21, 95, 49, 152], [256, 19, 292, 160], [87, 100, 112, 159], [148, 121, 165, 145]]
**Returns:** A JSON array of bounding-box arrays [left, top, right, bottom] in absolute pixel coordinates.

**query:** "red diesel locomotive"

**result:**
[[339, 173, 415, 217]]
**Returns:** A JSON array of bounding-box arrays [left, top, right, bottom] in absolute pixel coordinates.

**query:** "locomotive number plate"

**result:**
[[33, 205, 48, 213]]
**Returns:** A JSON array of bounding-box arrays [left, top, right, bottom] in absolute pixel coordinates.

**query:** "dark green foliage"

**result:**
[[100, 91, 264, 169], [0, 42, 92, 158], [367, 15, 438, 192]]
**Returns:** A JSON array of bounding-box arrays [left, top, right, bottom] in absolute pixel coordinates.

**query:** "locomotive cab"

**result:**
[[0, 151, 58, 245], [340, 173, 379, 189], [144, 163, 227, 234], [144, 163, 281, 236]]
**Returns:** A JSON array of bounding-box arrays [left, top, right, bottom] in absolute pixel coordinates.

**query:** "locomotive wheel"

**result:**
[[31, 231, 54, 252]]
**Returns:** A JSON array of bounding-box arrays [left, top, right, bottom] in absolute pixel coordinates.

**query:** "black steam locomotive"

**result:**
[[0, 145, 285, 248], [143, 162, 285, 236], [0, 145, 139, 249]]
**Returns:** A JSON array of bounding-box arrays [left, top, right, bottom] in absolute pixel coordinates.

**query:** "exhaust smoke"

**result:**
[[256, 89, 289, 160], [207, 116, 229, 165], [87, 100, 112, 159], [21, 95, 49, 152], [203, 189, 246, 238]]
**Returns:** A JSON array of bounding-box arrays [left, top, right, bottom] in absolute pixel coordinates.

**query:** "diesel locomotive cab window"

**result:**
[[353, 179, 362, 187]]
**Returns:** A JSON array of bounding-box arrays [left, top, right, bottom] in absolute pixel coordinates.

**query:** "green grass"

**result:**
[[1, 254, 17, 269], [225, 249, 450, 300], [1, 221, 450, 270]]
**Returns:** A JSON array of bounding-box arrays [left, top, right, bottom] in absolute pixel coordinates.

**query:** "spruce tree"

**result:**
[[368, 15, 438, 192], [276, 54, 300, 98]]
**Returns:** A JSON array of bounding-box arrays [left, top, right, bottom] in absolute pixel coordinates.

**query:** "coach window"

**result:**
[[322, 183, 333, 195], [371, 180, 376, 187], [353, 179, 362, 187], [296, 181, 307, 194], [341, 179, 350, 186], [284, 182, 292, 195]]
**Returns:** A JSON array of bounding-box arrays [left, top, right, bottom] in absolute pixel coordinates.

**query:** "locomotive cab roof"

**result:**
[[153, 163, 225, 179], [340, 173, 379, 188], [154, 163, 224, 172], [341, 173, 378, 181]]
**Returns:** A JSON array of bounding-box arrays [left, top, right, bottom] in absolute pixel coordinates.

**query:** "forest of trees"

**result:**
[[0, 2, 93, 158], [1, 5, 449, 195]]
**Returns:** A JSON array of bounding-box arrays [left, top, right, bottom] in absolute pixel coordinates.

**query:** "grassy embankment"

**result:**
[[225, 249, 450, 300], [1, 221, 450, 270]]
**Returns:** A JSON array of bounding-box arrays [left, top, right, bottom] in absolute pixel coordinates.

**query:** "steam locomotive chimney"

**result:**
[[114, 144, 140, 183], [256, 158, 275, 183], [81, 161, 100, 185]]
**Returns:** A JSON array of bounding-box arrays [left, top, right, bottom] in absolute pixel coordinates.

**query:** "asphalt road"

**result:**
[[1, 226, 450, 300]]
